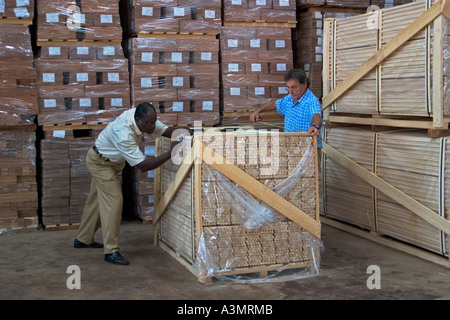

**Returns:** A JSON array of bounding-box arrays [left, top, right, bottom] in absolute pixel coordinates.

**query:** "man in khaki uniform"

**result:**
[[74, 102, 190, 265]]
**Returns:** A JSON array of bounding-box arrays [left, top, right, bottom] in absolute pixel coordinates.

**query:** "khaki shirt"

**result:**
[[95, 108, 167, 166]]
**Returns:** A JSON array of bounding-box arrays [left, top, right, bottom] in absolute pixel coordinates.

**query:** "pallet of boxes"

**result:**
[[123, 0, 223, 222], [35, 0, 130, 229], [153, 130, 322, 284], [321, 0, 450, 267], [0, 4, 39, 234]]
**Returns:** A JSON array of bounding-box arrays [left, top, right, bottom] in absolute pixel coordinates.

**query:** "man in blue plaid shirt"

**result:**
[[250, 68, 322, 146]]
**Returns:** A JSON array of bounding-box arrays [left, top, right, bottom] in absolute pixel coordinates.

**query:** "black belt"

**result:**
[[92, 145, 109, 162]]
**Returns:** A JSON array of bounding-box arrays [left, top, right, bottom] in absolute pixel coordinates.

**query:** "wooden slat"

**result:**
[[152, 145, 195, 226], [322, 0, 445, 110], [202, 144, 321, 239], [322, 142, 450, 236]]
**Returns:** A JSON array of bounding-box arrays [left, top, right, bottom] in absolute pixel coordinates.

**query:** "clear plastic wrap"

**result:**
[[36, 50, 131, 125], [128, 37, 220, 126], [223, 0, 296, 23], [220, 26, 293, 115], [0, 129, 38, 235], [0, 24, 37, 125], [0, 0, 34, 18], [130, 0, 222, 35], [36, 0, 122, 41], [158, 132, 323, 283]]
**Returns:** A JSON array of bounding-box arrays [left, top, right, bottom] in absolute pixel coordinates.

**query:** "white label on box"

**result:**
[[16, 0, 29, 7], [77, 46, 89, 55], [230, 88, 240, 96], [228, 63, 239, 72], [142, 7, 154, 16], [316, 20, 323, 29], [141, 78, 153, 87], [48, 47, 61, 56], [275, 40, 286, 48], [53, 130, 66, 139], [278, 87, 288, 95], [100, 14, 113, 24], [205, 10, 215, 19], [250, 39, 261, 48], [173, 77, 184, 87], [228, 39, 238, 48], [202, 101, 213, 111], [111, 98, 122, 107], [44, 99, 57, 108], [174, 7, 185, 16], [172, 102, 184, 112], [46, 13, 59, 23], [0, 0, 5, 13], [108, 73, 120, 82], [251, 63, 261, 72], [147, 170, 154, 178], [304, 63, 310, 71], [317, 37, 323, 46], [232, 0, 242, 5], [142, 52, 153, 62], [172, 52, 183, 62], [74, 13, 85, 24], [255, 87, 265, 95], [145, 145, 155, 156], [14, 7, 29, 17], [317, 29, 323, 36], [277, 63, 287, 72], [201, 52, 212, 61], [148, 194, 154, 203], [256, 0, 267, 5], [103, 46, 115, 55], [43, 73, 55, 83], [77, 73, 89, 82], [315, 46, 322, 54], [79, 98, 91, 107], [316, 54, 322, 62], [279, 0, 289, 6], [314, 11, 322, 19]]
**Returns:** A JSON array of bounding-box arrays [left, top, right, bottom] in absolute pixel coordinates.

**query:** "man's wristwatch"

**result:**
[[312, 124, 321, 130]]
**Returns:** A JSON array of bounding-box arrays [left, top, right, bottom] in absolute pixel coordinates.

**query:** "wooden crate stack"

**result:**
[[0, 16, 39, 233], [323, 127, 449, 265], [154, 132, 321, 283], [320, 0, 450, 268]]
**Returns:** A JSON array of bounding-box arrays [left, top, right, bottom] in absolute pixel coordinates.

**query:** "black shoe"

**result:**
[[105, 252, 129, 265], [74, 239, 104, 249]]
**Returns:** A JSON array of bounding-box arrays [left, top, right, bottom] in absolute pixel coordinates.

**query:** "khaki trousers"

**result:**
[[76, 147, 125, 254]]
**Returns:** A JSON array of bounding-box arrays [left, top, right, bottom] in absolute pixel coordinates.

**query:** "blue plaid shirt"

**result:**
[[276, 89, 322, 148]]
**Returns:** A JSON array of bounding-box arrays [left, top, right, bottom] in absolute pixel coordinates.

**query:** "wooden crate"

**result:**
[[322, 0, 450, 130], [322, 127, 450, 267], [153, 131, 321, 283]]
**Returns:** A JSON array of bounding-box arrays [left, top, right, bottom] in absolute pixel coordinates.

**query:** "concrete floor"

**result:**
[[0, 218, 449, 301]]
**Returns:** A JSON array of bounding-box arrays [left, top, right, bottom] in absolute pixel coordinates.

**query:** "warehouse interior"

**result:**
[[1, 0, 450, 301]]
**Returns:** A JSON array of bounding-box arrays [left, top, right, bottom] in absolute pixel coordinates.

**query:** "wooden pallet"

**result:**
[[223, 21, 297, 28], [42, 122, 108, 131], [321, 216, 450, 268], [0, 17, 33, 26], [44, 223, 80, 231], [136, 32, 218, 39]]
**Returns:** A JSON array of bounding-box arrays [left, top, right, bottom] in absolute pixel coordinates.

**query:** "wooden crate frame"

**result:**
[[152, 132, 321, 283], [322, 0, 450, 131]]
